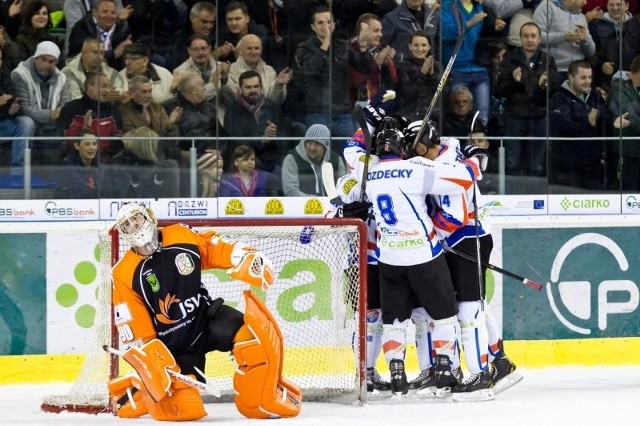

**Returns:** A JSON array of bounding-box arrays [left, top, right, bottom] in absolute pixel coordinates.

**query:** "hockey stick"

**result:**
[[412, 30, 466, 150], [441, 243, 543, 291], [469, 110, 484, 309], [321, 161, 338, 199], [354, 105, 374, 202], [103, 345, 221, 397]]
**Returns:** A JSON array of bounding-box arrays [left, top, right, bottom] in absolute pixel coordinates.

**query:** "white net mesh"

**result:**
[[41, 218, 367, 413]]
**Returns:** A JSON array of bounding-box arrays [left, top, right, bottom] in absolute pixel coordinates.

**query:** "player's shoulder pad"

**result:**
[[337, 175, 360, 197]]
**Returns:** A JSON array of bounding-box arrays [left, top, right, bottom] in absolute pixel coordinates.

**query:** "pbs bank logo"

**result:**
[[546, 233, 638, 335]]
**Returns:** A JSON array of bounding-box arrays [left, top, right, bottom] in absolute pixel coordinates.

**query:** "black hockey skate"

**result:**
[[367, 368, 391, 392], [389, 359, 409, 395], [408, 367, 435, 391], [490, 340, 522, 394], [434, 355, 461, 394], [451, 369, 495, 401]]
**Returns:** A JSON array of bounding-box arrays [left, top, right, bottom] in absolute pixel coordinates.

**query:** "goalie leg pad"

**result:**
[[108, 373, 148, 418], [122, 338, 180, 403], [232, 291, 302, 419], [141, 374, 207, 421]]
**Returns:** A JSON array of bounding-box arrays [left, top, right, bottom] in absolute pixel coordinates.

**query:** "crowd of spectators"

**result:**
[[2, 0, 640, 197]]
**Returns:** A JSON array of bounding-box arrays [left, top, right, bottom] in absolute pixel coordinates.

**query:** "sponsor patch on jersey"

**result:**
[[341, 177, 358, 195], [175, 253, 195, 275], [114, 303, 132, 326]]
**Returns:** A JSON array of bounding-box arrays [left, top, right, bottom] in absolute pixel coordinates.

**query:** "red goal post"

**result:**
[[41, 217, 368, 414]]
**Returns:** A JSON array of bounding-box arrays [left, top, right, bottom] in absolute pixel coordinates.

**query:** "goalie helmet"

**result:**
[[403, 120, 440, 158], [374, 116, 405, 156], [115, 203, 159, 256]]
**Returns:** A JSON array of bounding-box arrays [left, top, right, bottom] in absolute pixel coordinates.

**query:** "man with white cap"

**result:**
[[281, 123, 347, 196], [11, 40, 69, 164]]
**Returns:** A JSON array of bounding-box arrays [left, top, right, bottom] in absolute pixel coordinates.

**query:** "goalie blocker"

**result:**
[[108, 203, 302, 421]]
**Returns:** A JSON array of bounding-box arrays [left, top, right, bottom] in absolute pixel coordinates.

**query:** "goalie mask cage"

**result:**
[[41, 218, 368, 414]]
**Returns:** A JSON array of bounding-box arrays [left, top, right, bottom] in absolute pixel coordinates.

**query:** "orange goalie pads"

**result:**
[[122, 339, 180, 403], [141, 375, 207, 422], [232, 291, 302, 419], [108, 373, 147, 418]]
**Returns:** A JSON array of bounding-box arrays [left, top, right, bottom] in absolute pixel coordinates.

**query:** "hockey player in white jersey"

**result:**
[[332, 173, 391, 394], [404, 119, 520, 398], [351, 116, 475, 395]]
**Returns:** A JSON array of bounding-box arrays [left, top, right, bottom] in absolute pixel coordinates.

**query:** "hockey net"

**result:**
[[41, 218, 367, 414]]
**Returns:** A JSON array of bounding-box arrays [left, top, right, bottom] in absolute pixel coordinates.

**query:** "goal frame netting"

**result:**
[[41, 218, 368, 414]]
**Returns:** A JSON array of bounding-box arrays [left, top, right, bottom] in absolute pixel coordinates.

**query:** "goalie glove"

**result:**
[[461, 145, 489, 171], [228, 244, 274, 290]]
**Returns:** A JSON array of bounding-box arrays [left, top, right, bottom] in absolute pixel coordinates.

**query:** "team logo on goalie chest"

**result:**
[[175, 253, 195, 275]]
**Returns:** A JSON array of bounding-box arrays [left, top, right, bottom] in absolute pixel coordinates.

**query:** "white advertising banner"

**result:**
[[621, 194, 640, 214], [479, 194, 548, 216], [0, 199, 99, 221], [548, 194, 621, 215], [46, 230, 103, 353]]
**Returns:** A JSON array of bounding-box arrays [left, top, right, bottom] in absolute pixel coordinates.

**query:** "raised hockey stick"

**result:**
[[441, 243, 543, 291], [412, 31, 466, 150], [321, 161, 338, 199], [469, 110, 485, 309], [354, 105, 374, 202], [102, 345, 221, 397]]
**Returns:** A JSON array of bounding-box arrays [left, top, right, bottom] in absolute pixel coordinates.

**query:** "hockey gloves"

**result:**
[[461, 145, 489, 171], [362, 90, 397, 129], [341, 200, 373, 221], [228, 244, 275, 290]]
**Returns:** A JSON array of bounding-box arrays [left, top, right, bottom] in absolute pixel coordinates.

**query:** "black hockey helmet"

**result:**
[[403, 120, 439, 157], [374, 116, 405, 156]]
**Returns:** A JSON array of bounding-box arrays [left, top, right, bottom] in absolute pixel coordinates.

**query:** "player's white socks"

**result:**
[[382, 318, 410, 364], [366, 309, 383, 370], [411, 307, 434, 371], [485, 308, 502, 362], [431, 315, 460, 369], [457, 301, 489, 374]]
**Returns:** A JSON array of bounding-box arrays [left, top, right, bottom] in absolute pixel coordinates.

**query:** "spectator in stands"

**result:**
[[13, 1, 64, 64], [396, 30, 442, 121], [222, 33, 291, 106], [486, 40, 508, 137], [217, 1, 268, 63], [348, 13, 398, 111], [441, 0, 490, 126], [224, 69, 291, 176], [442, 84, 476, 138], [609, 54, 640, 191], [497, 21, 557, 176], [169, 2, 233, 71], [0, 47, 34, 173], [61, 38, 124, 101], [549, 60, 609, 190], [103, 126, 180, 198], [57, 72, 123, 161], [583, 0, 637, 18], [334, 0, 397, 40], [533, 0, 595, 86], [588, 0, 631, 92], [0, 0, 23, 40], [63, 0, 129, 58], [381, 0, 439, 62], [11, 41, 69, 141], [0, 24, 22, 73], [55, 130, 101, 199], [172, 34, 230, 103], [163, 71, 226, 197], [114, 43, 174, 104], [281, 123, 346, 197], [67, 0, 132, 69], [294, 6, 370, 146], [219, 144, 283, 196], [119, 75, 182, 148]]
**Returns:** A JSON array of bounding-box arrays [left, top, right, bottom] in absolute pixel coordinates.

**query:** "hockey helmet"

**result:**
[[115, 203, 159, 256], [403, 120, 439, 157], [374, 116, 405, 156]]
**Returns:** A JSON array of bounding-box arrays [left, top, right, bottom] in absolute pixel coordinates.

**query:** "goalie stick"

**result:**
[[441, 243, 543, 291], [412, 30, 466, 150], [102, 345, 221, 397], [321, 161, 338, 199]]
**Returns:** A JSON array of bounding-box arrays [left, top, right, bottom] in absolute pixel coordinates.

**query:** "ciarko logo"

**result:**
[[54, 243, 101, 329], [546, 233, 638, 335]]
